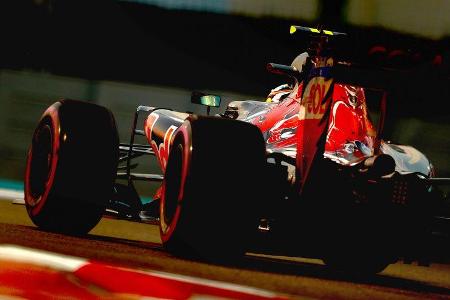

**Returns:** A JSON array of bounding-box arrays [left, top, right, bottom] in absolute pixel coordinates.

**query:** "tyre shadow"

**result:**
[[236, 254, 450, 296]]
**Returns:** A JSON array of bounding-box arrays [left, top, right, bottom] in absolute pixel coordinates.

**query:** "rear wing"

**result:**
[[289, 25, 347, 37], [289, 24, 448, 91]]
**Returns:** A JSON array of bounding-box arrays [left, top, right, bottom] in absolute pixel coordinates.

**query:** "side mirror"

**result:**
[[191, 91, 221, 108]]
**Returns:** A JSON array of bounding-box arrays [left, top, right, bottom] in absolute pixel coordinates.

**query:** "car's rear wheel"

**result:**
[[160, 116, 266, 261], [322, 221, 394, 276], [24, 100, 119, 235], [323, 252, 392, 276]]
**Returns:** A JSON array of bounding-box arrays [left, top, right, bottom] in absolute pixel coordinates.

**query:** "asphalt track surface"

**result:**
[[0, 200, 449, 300]]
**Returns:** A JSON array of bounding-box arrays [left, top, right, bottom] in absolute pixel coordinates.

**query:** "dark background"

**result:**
[[1, 1, 448, 113], [0, 0, 449, 181]]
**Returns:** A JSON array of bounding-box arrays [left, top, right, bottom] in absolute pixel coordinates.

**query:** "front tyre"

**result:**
[[24, 100, 119, 235]]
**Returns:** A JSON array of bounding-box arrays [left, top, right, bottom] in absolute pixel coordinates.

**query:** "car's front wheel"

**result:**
[[24, 100, 119, 235]]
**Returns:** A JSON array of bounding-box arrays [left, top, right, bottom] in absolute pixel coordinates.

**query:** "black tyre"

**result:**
[[322, 227, 394, 276], [160, 116, 266, 260], [24, 100, 119, 235], [323, 253, 391, 276]]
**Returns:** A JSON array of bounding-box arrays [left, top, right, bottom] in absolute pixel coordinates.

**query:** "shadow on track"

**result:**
[[237, 255, 450, 295]]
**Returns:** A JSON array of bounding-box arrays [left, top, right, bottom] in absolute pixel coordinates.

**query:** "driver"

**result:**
[[266, 84, 291, 103]]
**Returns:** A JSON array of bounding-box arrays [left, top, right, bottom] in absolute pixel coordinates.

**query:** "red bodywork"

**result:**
[[144, 58, 431, 200], [144, 81, 376, 179], [244, 78, 376, 189]]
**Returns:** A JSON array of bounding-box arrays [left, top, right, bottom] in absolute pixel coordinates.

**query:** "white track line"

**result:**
[[0, 245, 87, 271], [0, 188, 24, 204]]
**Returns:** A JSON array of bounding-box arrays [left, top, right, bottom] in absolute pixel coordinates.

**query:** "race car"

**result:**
[[24, 25, 449, 275]]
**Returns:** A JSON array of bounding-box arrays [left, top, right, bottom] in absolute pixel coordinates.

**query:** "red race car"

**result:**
[[24, 26, 449, 275]]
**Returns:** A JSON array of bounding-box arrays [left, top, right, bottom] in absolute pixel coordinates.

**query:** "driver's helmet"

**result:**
[[291, 52, 309, 73], [266, 84, 291, 103], [266, 52, 309, 103]]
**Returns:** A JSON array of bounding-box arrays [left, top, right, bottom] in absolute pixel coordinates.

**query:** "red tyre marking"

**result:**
[[160, 122, 192, 243], [24, 103, 61, 216]]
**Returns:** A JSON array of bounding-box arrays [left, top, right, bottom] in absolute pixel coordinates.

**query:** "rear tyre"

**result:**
[[322, 226, 394, 276], [24, 100, 119, 235], [323, 253, 391, 276], [160, 116, 266, 261]]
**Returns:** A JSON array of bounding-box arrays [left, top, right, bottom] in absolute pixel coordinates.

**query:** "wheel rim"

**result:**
[[29, 123, 53, 202]]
